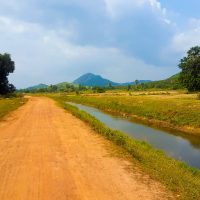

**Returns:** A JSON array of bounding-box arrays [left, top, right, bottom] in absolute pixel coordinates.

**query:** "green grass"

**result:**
[[59, 93, 200, 134], [0, 97, 25, 119], [51, 95, 200, 200]]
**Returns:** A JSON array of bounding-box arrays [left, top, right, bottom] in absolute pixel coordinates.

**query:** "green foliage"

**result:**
[[52, 96, 200, 200], [136, 73, 182, 90], [49, 85, 58, 92], [19, 82, 84, 93], [113, 74, 182, 91], [179, 46, 200, 92], [0, 53, 16, 95], [92, 86, 106, 93], [78, 84, 87, 91], [127, 84, 131, 91], [108, 82, 113, 89], [75, 90, 80, 95], [56, 82, 75, 92], [135, 80, 139, 85], [25, 84, 48, 91]]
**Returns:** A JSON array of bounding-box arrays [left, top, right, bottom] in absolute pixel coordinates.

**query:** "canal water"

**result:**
[[67, 102, 200, 169]]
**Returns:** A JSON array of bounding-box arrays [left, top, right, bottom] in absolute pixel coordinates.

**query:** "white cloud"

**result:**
[[0, 15, 175, 88], [0, 16, 42, 34], [171, 18, 200, 53], [104, 0, 171, 24], [0, 0, 183, 88]]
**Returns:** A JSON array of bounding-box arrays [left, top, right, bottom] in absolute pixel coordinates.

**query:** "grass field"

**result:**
[[51, 95, 200, 200], [57, 91, 200, 135], [0, 97, 26, 119]]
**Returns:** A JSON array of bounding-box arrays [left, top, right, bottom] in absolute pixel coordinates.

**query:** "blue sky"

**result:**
[[0, 0, 200, 88]]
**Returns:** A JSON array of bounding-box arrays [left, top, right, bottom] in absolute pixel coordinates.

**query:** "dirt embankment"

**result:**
[[0, 97, 173, 200]]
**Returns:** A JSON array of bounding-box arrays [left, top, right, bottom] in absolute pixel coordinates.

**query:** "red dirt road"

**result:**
[[0, 97, 173, 200]]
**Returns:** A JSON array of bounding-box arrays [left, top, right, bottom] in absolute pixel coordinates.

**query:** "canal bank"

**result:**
[[68, 102, 200, 169], [51, 95, 200, 200]]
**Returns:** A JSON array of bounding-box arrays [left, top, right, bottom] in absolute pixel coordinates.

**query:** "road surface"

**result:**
[[0, 97, 173, 200]]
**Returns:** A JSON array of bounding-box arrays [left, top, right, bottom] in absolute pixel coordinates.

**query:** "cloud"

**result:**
[[0, 15, 176, 88], [0, 0, 187, 88], [171, 18, 200, 53], [0, 16, 77, 87], [104, 0, 171, 24]]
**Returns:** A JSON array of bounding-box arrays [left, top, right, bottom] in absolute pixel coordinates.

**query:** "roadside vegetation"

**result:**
[[54, 92, 200, 135], [0, 53, 25, 119], [0, 53, 16, 95], [51, 95, 200, 200], [0, 95, 25, 119]]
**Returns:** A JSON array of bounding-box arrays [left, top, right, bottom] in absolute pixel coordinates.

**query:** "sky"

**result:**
[[0, 0, 200, 88]]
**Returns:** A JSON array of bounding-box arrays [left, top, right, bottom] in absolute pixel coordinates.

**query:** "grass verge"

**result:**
[[61, 94, 200, 135], [52, 95, 200, 200], [0, 96, 26, 119]]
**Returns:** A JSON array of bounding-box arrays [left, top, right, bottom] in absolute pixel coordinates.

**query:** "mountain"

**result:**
[[73, 73, 151, 87], [26, 84, 48, 90], [20, 73, 181, 91], [73, 73, 117, 87]]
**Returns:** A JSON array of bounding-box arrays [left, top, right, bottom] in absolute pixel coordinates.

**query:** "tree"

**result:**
[[78, 84, 86, 91], [141, 83, 145, 90], [92, 86, 106, 93], [108, 82, 113, 89], [135, 80, 139, 86], [179, 46, 200, 92], [49, 85, 58, 92], [0, 53, 15, 95]]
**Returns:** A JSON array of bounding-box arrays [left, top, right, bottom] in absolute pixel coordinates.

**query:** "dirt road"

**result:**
[[0, 97, 172, 200]]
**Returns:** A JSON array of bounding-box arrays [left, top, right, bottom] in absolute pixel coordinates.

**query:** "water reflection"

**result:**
[[67, 102, 200, 169]]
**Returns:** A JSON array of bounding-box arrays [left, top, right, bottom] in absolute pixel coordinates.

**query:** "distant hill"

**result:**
[[21, 82, 78, 92], [73, 73, 117, 87], [26, 84, 48, 90], [143, 73, 182, 89], [73, 73, 151, 87], [23, 72, 181, 92]]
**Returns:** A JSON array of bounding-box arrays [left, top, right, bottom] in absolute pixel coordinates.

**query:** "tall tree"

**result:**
[[49, 85, 58, 92], [0, 53, 15, 95], [179, 46, 200, 92], [108, 82, 112, 88], [135, 80, 139, 86], [127, 84, 131, 91]]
